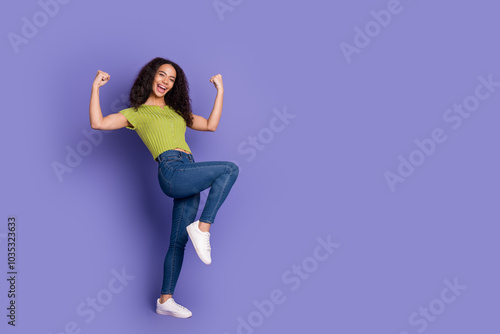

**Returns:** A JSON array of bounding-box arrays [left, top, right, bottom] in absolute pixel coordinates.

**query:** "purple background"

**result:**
[[1, 0, 499, 333]]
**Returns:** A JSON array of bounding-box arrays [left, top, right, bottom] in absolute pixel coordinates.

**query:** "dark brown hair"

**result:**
[[129, 57, 193, 127]]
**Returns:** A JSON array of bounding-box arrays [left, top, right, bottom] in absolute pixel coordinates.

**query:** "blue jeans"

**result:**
[[156, 149, 239, 294]]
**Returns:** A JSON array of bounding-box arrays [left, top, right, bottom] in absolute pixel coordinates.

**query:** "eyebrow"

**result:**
[[159, 71, 176, 79]]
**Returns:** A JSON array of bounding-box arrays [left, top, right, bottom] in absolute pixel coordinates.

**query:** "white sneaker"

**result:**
[[156, 297, 192, 318], [186, 220, 212, 265]]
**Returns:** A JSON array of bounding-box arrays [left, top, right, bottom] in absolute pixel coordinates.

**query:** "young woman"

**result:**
[[89, 57, 239, 318]]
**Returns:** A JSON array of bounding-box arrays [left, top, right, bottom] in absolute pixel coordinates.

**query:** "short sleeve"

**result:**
[[119, 108, 138, 130]]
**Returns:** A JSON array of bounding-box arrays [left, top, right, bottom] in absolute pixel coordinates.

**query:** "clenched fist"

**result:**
[[209, 74, 223, 91], [93, 70, 111, 88]]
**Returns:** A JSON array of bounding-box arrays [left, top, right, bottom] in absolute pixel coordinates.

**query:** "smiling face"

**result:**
[[152, 63, 177, 97]]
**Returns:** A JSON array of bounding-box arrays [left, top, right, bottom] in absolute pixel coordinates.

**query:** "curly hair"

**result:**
[[129, 57, 193, 127]]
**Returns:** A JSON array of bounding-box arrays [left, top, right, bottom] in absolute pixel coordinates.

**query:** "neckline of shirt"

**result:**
[[140, 104, 173, 110], [141, 104, 161, 107]]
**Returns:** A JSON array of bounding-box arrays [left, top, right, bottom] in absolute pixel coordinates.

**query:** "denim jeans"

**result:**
[[156, 149, 239, 294]]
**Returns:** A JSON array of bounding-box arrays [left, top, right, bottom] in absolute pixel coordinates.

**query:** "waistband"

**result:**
[[156, 149, 194, 163]]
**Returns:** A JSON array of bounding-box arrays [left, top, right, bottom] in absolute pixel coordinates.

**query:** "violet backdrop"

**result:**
[[1, 0, 499, 333]]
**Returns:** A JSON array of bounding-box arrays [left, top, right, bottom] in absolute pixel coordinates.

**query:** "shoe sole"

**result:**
[[186, 223, 211, 265], [156, 309, 192, 318]]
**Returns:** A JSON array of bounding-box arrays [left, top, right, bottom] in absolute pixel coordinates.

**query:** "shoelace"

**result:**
[[169, 299, 187, 310], [204, 232, 211, 252]]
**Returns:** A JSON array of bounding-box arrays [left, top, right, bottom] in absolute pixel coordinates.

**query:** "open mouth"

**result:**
[[157, 84, 167, 93]]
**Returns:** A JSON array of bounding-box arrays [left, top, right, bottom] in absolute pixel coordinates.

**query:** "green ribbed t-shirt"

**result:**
[[119, 104, 192, 161]]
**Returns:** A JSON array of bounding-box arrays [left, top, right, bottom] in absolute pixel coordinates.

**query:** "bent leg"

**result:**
[[168, 161, 239, 224], [199, 162, 239, 224]]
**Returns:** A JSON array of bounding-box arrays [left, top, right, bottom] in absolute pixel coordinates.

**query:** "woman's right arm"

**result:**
[[89, 70, 131, 130]]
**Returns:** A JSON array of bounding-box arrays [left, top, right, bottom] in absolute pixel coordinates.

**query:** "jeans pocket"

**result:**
[[165, 155, 182, 163]]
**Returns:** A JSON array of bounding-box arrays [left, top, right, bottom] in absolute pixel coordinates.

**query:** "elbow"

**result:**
[[207, 122, 217, 132], [90, 122, 101, 130]]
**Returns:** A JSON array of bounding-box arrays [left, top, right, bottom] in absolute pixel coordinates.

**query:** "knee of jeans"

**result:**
[[229, 162, 239, 177]]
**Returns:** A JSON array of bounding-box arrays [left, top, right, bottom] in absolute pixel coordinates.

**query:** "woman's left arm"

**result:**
[[189, 74, 224, 132]]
